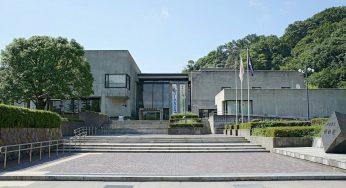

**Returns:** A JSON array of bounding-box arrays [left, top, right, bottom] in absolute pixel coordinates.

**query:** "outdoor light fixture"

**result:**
[[298, 67, 315, 120]]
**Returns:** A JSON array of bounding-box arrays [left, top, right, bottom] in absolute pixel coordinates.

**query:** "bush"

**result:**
[[0, 104, 61, 128], [232, 120, 311, 130], [61, 118, 84, 122], [252, 126, 321, 137], [311, 118, 328, 126], [170, 112, 199, 119], [169, 112, 202, 128]]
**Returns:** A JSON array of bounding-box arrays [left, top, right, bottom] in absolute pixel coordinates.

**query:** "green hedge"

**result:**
[[225, 121, 311, 130], [170, 112, 199, 119], [61, 118, 84, 122], [311, 118, 328, 126], [252, 126, 321, 137], [0, 104, 61, 128]]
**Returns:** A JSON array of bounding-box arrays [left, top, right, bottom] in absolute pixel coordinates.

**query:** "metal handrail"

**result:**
[[0, 139, 67, 169], [0, 126, 99, 169]]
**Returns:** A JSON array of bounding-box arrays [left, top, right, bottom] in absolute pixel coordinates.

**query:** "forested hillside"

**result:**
[[183, 7, 346, 88]]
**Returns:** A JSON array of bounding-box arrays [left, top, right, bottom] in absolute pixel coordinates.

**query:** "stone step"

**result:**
[[60, 148, 268, 153], [62, 146, 265, 150], [72, 140, 249, 144], [64, 143, 260, 147]]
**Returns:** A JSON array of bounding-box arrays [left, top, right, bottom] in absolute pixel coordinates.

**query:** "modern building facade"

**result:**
[[47, 50, 346, 120]]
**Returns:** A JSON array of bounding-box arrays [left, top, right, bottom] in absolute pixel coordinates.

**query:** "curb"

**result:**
[[1, 174, 346, 181]]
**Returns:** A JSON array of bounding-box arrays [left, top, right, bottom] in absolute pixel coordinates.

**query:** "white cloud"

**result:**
[[161, 8, 170, 18]]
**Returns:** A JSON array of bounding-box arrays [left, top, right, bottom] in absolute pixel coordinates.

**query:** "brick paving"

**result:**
[[38, 152, 345, 175]]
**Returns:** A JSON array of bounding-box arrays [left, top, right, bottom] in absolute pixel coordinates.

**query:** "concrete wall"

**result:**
[[217, 88, 346, 119], [61, 121, 85, 137], [190, 70, 304, 114], [85, 50, 141, 117]]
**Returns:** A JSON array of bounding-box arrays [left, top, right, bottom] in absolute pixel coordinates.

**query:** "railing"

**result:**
[[0, 139, 67, 169], [0, 126, 100, 169]]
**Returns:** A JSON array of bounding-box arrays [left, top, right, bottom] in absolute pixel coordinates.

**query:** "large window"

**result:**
[[105, 74, 130, 89]]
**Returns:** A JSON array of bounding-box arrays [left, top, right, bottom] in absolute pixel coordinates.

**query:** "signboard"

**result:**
[[172, 84, 178, 113], [180, 84, 186, 113], [321, 112, 346, 153]]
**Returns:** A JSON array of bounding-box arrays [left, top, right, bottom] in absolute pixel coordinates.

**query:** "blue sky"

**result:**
[[0, 0, 345, 73]]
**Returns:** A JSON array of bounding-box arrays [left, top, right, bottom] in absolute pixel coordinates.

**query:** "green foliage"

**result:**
[[170, 112, 199, 119], [61, 118, 84, 122], [169, 112, 202, 128], [0, 104, 61, 128], [0, 36, 94, 109], [252, 125, 321, 137], [311, 118, 328, 126], [183, 7, 346, 88]]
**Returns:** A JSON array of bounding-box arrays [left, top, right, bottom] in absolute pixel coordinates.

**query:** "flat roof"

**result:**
[[138, 73, 189, 81]]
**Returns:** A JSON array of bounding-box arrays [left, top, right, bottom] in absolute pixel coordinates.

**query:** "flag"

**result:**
[[239, 55, 244, 81], [247, 50, 254, 76]]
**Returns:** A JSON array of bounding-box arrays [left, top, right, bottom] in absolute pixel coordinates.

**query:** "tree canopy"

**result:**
[[183, 6, 346, 88], [0, 36, 94, 109]]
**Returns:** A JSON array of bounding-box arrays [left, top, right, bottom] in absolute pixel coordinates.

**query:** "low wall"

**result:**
[[79, 112, 110, 127], [249, 136, 313, 151], [0, 128, 62, 146], [168, 127, 210, 135], [61, 121, 85, 137], [209, 114, 295, 134]]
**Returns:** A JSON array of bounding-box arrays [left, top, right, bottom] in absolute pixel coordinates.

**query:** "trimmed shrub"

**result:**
[[61, 118, 84, 122], [169, 112, 202, 128], [170, 112, 199, 119], [0, 104, 61, 128], [311, 118, 328, 126], [252, 126, 321, 137], [233, 120, 311, 130]]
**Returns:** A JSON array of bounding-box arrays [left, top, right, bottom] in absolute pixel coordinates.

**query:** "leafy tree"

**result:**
[[182, 6, 346, 88], [0, 36, 94, 109]]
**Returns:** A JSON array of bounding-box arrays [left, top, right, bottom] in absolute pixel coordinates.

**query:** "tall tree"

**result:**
[[0, 36, 94, 109]]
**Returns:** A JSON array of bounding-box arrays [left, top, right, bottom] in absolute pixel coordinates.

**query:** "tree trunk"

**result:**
[[36, 98, 46, 110]]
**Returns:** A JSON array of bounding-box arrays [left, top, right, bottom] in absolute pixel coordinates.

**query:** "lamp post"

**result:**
[[298, 67, 314, 120]]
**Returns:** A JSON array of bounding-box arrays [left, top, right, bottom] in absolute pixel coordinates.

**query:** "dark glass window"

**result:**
[[105, 74, 130, 89]]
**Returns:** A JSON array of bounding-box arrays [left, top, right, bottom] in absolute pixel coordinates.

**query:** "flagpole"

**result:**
[[246, 48, 250, 122], [240, 56, 243, 124], [235, 60, 238, 125]]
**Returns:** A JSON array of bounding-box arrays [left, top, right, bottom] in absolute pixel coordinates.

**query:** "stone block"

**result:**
[[321, 112, 346, 153]]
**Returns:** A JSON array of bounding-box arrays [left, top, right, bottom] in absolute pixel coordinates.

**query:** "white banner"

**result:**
[[180, 84, 186, 113], [172, 84, 178, 113]]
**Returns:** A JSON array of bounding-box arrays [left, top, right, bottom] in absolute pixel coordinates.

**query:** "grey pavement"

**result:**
[[2, 152, 345, 176], [274, 147, 346, 169], [1, 181, 346, 188]]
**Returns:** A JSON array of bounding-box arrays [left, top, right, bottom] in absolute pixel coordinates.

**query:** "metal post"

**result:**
[[18, 145, 21, 164], [62, 140, 65, 155], [4, 147, 7, 169], [56, 140, 59, 156], [40, 142, 42, 160], [48, 141, 51, 158], [306, 74, 310, 120], [29, 143, 33, 163], [69, 139, 72, 153]]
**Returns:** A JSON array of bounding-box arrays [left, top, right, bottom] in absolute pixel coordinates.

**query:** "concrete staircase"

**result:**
[[99, 120, 169, 135], [62, 135, 268, 153]]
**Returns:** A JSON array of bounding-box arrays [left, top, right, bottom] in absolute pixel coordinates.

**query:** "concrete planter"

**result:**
[[249, 136, 313, 151], [61, 121, 85, 136], [168, 127, 210, 135]]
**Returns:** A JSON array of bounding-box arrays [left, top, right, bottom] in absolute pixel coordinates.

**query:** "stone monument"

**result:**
[[321, 112, 346, 153]]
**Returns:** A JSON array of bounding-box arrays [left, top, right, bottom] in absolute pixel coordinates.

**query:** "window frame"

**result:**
[[105, 74, 131, 90]]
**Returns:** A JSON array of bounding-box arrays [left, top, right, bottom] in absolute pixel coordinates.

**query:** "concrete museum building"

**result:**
[[50, 50, 346, 121]]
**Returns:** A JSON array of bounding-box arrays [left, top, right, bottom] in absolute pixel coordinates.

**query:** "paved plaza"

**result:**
[[2, 152, 345, 176]]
